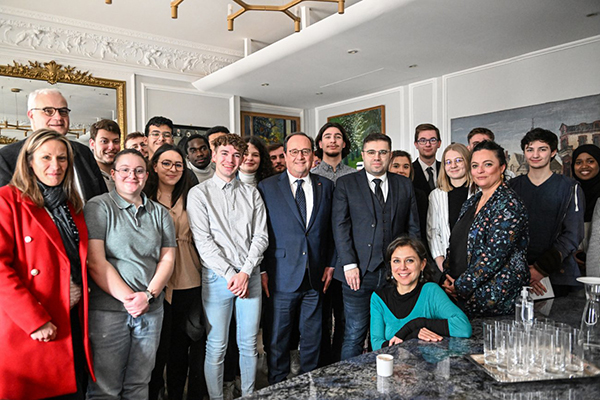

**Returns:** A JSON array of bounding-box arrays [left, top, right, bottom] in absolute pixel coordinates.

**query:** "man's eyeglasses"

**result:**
[[160, 160, 184, 171], [30, 107, 71, 117], [288, 148, 312, 157], [149, 131, 173, 139], [114, 167, 146, 178], [444, 157, 464, 166], [363, 149, 390, 157], [417, 138, 439, 145]]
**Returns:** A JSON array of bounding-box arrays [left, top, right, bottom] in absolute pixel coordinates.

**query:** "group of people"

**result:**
[[0, 88, 598, 400]]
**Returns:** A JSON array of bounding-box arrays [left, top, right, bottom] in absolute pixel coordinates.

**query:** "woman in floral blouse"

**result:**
[[442, 140, 529, 316]]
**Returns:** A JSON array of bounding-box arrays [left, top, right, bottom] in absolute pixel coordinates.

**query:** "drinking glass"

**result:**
[[545, 326, 567, 374], [565, 328, 584, 372], [507, 326, 530, 376], [483, 321, 497, 365]]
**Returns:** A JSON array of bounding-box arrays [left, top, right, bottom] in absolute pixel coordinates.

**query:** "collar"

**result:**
[[212, 173, 238, 190], [418, 157, 436, 172], [365, 170, 387, 184], [108, 188, 148, 210], [187, 160, 212, 175], [287, 170, 310, 186]]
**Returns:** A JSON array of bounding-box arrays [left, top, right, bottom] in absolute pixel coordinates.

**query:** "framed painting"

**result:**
[[241, 111, 300, 145], [173, 124, 209, 145], [327, 105, 386, 168], [450, 94, 600, 177]]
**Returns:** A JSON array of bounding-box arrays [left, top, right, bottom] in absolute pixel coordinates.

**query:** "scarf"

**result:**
[[571, 144, 600, 222], [38, 181, 82, 285]]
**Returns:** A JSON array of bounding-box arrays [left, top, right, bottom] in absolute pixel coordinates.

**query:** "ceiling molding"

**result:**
[[0, 12, 239, 77], [0, 6, 243, 57]]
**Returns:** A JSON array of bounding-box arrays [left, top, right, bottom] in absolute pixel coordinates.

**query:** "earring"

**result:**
[[419, 270, 424, 282]]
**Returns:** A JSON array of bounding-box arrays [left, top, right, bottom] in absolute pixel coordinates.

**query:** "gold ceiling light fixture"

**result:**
[[227, 0, 345, 32], [105, 1, 344, 33]]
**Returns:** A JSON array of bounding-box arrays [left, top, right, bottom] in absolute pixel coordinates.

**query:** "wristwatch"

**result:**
[[144, 290, 155, 304]]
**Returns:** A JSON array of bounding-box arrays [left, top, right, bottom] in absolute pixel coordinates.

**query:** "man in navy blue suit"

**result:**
[[333, 132, 421, 360], [258, 132, 335, 384]]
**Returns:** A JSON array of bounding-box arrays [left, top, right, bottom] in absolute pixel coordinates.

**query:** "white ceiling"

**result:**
[[2, 0, 600, 110]]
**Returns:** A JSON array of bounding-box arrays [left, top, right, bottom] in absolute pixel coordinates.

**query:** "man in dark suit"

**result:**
[[0, 88, 107, 200], [333, 132, 420, 360], [258, 132, 335, 384], [412, 123, 442, 196]]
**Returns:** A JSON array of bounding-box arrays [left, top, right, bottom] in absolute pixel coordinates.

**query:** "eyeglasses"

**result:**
[[30, 107, 71, 117], [363, 149, 390, 157], [149, 131, 173, 139], [160, 160, 184, 171], [444, 157, 465, 166], [288, 148, 312, 157], [417, 138, 439, 145], [114, 167, 146, 178]]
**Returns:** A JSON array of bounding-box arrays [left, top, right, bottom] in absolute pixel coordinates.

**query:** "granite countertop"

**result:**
[[246, 292, 600, 400]]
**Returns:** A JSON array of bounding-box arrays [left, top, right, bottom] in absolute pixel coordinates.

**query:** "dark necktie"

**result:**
[[373, 178, 384, 206], [426, 167, 435, 190], [295, 179, 306, 225]]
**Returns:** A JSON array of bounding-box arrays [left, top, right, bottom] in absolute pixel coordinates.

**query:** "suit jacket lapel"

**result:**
[[357, 169, 376, 218], [307, 174, 321, 232], [278, 173, 306, 229], [388, 174, 398, 222]]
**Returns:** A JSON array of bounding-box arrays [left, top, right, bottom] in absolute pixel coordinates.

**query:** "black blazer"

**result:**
[[412, 159, 441, 196], [0, 139, 107, 201], [332, 170, 420, 281]]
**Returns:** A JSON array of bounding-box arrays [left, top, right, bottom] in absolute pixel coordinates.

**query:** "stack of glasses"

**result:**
[[483, 319, 586, 377]]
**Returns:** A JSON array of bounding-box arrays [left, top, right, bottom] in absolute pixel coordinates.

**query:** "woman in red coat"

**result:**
[[0, 129, 94, 399]]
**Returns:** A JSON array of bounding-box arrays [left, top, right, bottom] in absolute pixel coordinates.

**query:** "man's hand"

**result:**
[[124, 292, 150, 318], [30, 321, 57, 342], [529, 265, 547, 296], [389, 336, 403, 346], [228, 272, 250, 298], [442, 275, 457, 299], [322, 267, 334, 293], [418, 328, 443, 342], [261, 273, 270, 298], [344, 267, 361, 291]]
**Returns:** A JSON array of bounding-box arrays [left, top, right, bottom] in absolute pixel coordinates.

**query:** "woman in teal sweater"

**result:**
[[370, 236, 471, 350]]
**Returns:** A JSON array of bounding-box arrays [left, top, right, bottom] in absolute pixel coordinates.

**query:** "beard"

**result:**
[[324, 149, 341, 158]]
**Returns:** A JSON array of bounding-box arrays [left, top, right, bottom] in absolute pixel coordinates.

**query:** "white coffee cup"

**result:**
[[376, 354, 394, 377]]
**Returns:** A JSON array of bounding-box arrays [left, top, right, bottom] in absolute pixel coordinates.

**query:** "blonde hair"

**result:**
[[11, 129, 83, 213], [437, 143, 472, 192]]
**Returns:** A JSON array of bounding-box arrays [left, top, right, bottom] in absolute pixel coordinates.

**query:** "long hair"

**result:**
[[11, 129, 82, 213], [385, 236, 433, 283], [437, 143, 472, 192], [143, 144, 192, 209], [244, 136, 275, 183]]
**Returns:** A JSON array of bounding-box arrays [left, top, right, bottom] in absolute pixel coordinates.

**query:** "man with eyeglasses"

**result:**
[[412, 123, 442, 196], [257, 132, 335, 384], [145, 116, 175, 159], [0, 88, 107, 201], [89, 119, 121, 191], [332, 132, 420, 360], [124, 132, 149, 158]]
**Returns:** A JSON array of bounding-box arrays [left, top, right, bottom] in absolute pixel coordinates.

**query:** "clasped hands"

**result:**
[[388, 328, 443, 346]]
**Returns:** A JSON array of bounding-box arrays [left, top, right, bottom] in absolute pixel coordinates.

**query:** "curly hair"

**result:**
[[244, 136, 275, 183]]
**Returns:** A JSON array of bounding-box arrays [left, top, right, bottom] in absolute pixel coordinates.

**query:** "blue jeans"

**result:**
[[202, 268, 261, 400], [340, 267, 386, 360], [86, 307, 164, 400]]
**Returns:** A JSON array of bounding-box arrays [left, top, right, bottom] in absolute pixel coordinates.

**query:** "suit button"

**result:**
[[371, 224, 375, 228], [31, 268, 40, 276], [24, 236, 32, 243], [367, 244, 372, 247], [302, 252, 306, 255]]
